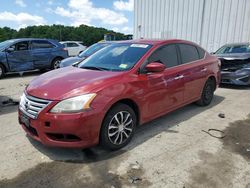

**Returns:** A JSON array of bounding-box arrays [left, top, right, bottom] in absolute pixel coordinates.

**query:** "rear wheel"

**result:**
[[100, 103, 136, 150], [51, 58, 62, 69], [0, 64, 5, 79], [196, 79, 215, 106]]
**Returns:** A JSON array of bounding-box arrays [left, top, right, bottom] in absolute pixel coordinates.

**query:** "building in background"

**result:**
[[134, 0, 250, 52]]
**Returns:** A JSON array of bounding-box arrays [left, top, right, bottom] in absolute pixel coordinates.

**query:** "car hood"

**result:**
[[216, 53, 250, 60], [60, 56, 83, 68], [26, 67, 124, 100]]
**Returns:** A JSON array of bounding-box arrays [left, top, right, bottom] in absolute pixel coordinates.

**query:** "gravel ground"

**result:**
[[0, 72, 249, 188]]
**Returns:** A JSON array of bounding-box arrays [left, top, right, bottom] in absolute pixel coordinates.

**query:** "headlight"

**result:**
[[235, 69, 249, 76], [50, 93, 96, 113]]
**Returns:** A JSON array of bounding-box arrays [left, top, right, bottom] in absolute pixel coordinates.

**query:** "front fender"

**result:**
[[0, 51, 9, 70]]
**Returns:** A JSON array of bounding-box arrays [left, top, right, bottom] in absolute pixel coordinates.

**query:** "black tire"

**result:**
[[196, 79, 215, 106], [100, 103, 137, 150], [0, 64, 5, 79], [51, 58, 62, 69]]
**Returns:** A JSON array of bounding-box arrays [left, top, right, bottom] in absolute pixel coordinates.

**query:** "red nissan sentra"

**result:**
[[19, 39, 220, 150]]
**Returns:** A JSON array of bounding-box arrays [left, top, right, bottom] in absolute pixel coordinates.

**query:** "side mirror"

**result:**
[[145, 62, 166, 73], [6, 47, 15, 53]]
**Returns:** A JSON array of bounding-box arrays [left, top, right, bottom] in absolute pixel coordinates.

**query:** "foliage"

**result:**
[[0, 25, 130, 46]]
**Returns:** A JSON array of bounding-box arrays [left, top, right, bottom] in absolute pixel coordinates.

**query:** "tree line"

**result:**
[[0, 24, 131, 46]]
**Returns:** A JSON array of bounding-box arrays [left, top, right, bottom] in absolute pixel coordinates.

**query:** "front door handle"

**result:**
[[174, 75, 184, 80], [201, 68, 207, 72]]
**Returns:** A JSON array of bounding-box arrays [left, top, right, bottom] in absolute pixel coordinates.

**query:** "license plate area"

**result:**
[[20, 113, 30, 128]]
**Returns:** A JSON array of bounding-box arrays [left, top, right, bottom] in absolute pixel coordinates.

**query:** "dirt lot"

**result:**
[[0, 72, 249, 188]]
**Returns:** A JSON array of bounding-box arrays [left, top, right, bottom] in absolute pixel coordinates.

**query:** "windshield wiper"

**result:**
[[72, 61, 81, 67], [80, 66, 109, 71]]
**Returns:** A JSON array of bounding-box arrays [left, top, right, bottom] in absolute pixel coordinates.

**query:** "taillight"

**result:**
[[63, 48, 68, 56]]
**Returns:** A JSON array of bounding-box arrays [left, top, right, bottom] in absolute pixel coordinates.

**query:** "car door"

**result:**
[[138, 44, 184, 120], [177, 44, 208, 103], [31, 40, 54, 69], [66, 42, 80, 56], [6, 40, 33, 72]]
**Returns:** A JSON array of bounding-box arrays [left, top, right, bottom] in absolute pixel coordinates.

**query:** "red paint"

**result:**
[[145, 62, 166, 72], [19, 39, 220, 148]]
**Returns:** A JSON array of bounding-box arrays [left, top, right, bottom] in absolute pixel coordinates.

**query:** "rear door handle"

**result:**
[[174, 75, 184, 80]]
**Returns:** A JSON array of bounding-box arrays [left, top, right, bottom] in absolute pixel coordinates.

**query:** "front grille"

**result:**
[[46, 133, 81, 142], [19, 93, 51, 119], [221, 79, 231, 83], [238, 76, 250, 83], [26, 125, 38, 136]]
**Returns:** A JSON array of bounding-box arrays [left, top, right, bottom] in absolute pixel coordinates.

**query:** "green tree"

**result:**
[[0, 25, 130, 46]]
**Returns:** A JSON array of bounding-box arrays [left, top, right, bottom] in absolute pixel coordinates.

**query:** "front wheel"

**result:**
[[100, 103, 136, 150], [196, 79, 215, 106]]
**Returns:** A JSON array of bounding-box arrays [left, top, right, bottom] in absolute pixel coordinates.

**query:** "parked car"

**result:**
[[60, 41, 87, 56], [60, 42, 112, 68], [19, 39, 220, 150], [0, 38, 68, 78], [214, 43, 250, 86]]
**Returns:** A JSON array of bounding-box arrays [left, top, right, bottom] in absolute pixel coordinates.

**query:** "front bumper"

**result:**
[[18, 104, 105, 148], [221, 71, 250, 86]]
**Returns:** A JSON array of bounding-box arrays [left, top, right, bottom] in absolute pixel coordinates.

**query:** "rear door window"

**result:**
[[148, 44, 179, 68], [178, 44, 200, 64], [67, 42, 79, 47], [197, 47, 206, 59], [32, 40, 55, 49]]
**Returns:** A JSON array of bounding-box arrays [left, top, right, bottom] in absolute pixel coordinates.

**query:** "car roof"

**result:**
[[60, 41, 83, 43], [222, 42, 250, 47], [7, 38, 57, 42], [114, 39, 194, 45], [4, 38, 60, 46], [97, 41, 116, 44]]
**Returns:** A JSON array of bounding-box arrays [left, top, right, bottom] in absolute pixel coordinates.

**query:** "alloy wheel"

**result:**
[[53, 60, 61, 69], [108, 111, 134, 145]]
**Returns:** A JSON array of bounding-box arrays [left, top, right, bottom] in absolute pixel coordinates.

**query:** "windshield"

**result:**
[[78, 43, 152, 71], [215, 44, 250, 54], [0, 40, 14, 50], [78, 43, 110, 58]]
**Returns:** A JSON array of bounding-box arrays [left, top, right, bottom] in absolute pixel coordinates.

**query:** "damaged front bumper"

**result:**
[[221, 71, 250, 85]]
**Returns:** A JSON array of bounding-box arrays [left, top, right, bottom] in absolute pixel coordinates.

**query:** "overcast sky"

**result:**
[[0, 0, 134, 34]]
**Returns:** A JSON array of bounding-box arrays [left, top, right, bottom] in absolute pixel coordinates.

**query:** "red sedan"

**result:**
[[19, 39, 220, 150]]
